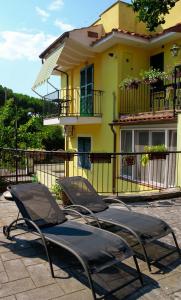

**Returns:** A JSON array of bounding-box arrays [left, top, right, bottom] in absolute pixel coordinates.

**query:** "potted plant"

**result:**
[[90, 153, 112, 163], [123, 155, 136, 166], [119, 77, 141, 90], [141, 145, 168, 167], [52, 183, 71, 205], [140, 68, 169, 85], [0, 177, 9, 193]]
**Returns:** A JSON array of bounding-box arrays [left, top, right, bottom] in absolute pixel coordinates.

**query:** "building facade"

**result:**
[[33, 0, 181, 193]]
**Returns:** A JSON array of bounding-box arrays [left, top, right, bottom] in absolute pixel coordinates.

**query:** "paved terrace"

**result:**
[[0, 195, 181, 300]]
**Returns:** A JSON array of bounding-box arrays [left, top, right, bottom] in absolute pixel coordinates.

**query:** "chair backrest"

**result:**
[[10, 183, 67, 228], [58, 176, 108, 213]]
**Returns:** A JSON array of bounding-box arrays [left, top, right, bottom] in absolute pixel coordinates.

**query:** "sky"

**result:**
[[0, 0, 130, 98]]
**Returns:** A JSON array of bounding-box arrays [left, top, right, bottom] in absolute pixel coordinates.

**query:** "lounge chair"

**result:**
[[58, 176, 181, 272], [3, 182, 143, 300]]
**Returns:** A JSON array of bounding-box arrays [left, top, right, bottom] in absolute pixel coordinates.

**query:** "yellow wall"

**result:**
[[93, 0, 181, 34], [93, 1, 148, 34], [162, 0, 181, 29]]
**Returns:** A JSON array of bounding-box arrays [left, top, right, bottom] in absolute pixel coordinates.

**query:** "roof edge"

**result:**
[[39, 32, 69, 59], [99, 0, 131, 17]]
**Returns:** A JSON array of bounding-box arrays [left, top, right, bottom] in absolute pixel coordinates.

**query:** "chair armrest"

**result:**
[[102, 197, 131, 211], [65, 205, 101, 228], [4, 217, 47, 243], [63, 208, 93, 225]]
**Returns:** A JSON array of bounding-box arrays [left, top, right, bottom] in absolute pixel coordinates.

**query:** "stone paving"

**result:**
[[0, 195, 181, 299]]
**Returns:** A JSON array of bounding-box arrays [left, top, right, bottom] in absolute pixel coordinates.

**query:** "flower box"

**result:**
[[90, 153, 112, 163], [148, 152, 168, 160]]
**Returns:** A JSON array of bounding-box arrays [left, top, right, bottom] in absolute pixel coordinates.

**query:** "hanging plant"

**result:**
[[123, 155, 136, 166], [119, 77, 141, 90], [140, 68, 169, 85]]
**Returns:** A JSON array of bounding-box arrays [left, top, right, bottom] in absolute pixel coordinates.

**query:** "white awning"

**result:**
[[32, 46, 63, 90]]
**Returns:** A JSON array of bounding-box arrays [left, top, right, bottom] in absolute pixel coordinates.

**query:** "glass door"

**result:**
[[80, 65, 94, 116]]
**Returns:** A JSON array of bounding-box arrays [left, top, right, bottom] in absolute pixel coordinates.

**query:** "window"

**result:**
[[120, 129, 177, 187], [80, 65, 94, 116], [121, 131, 132, 177], [78, 137, 91, 169]]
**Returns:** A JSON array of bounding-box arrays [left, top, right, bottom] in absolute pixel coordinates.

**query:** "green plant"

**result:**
[[119, 77, 141, 90], [132, 0, 179, 32], [140, 68, 169, 84], [51, 183, 62, 201], [0, 177, 8, 192], [141, 144, 168, 166], [31, 174, 38, 183]]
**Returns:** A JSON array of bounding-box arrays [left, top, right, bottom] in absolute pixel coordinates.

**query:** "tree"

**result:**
[[131, 0, 179, 31], [0, 98, 64, 150]]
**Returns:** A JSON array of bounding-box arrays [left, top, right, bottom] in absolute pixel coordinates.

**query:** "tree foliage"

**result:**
[[0, 85, 64, 150], [131, 0, 179, 31]]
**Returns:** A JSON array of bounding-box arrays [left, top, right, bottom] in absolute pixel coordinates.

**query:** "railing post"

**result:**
[[173, 66, 177, 117]]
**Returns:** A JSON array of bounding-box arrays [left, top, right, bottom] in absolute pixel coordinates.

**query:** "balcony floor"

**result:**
[[0, 195, 181, 299], [44, 116, 102, 126], [118, 110, 177, 125]]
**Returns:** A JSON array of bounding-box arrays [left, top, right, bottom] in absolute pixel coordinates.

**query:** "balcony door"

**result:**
[[80, 65, 94, 116]]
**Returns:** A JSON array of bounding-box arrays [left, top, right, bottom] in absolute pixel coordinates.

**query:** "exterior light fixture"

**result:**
[[170, 43, 181, 57]]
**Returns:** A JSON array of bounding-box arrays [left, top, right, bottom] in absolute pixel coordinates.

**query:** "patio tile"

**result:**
[[55, 268, 85, 294], [15, 283, 64, 300], [0, 278, 35, 298], [0, 260, 4, 272], [158, 272, 181, 295], [27, 263, 55, 287], [171, 290, 181, 299], [4, 259, 29, 281], [2, 296, 17, 300], [52, 289, 92, 300], [0, 271, 9, 283]]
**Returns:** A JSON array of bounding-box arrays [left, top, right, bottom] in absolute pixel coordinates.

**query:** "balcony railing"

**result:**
[[0, 148, 180, 195], [120, 66, 181, 116], [120, 83, 181, 115], [43, 88, 103, 118]]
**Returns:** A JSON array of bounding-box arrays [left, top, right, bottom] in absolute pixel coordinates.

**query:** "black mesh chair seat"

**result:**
[[41, 220, 132, 272], [97, 207, 171, 243], [58, 176, 181, 272]]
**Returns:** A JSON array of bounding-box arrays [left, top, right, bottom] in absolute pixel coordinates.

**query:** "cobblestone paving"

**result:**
[[0, 195, 181, 299]]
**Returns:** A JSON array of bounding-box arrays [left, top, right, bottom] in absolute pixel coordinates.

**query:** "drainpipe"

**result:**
[[110, 124, 117, 195]]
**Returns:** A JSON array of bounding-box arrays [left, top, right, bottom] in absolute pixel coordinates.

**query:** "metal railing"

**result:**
[[120, 83, 181, 115], [43, 88, 103, 118], [120, 65, 181, 116], [0, 148, 180, 195]]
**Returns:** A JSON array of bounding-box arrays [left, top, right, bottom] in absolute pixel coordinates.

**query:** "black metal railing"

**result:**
[[120, 83, 180, 115], [120, 65, 181, 116], [0, 148, 180, 195], [43, 88, 103, 118]]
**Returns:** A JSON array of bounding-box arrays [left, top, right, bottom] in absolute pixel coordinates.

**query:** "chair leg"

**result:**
[[172, 232, 181, 258], [42, 242, 55, 278], [83, 266, 97, 300], [133, 255, 144, 286], [141, 244, 152, 272]]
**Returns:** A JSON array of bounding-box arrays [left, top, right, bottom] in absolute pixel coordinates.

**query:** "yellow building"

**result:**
[[33, 0, 181, 194]]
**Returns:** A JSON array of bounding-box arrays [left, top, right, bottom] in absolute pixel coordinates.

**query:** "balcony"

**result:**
[[119, 67, 181, 124], [43, 88, 103, 125]]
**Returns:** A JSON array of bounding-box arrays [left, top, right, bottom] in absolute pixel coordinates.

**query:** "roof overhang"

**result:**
[[32, 38, 96, 90], [92, 31, 181, 52]]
